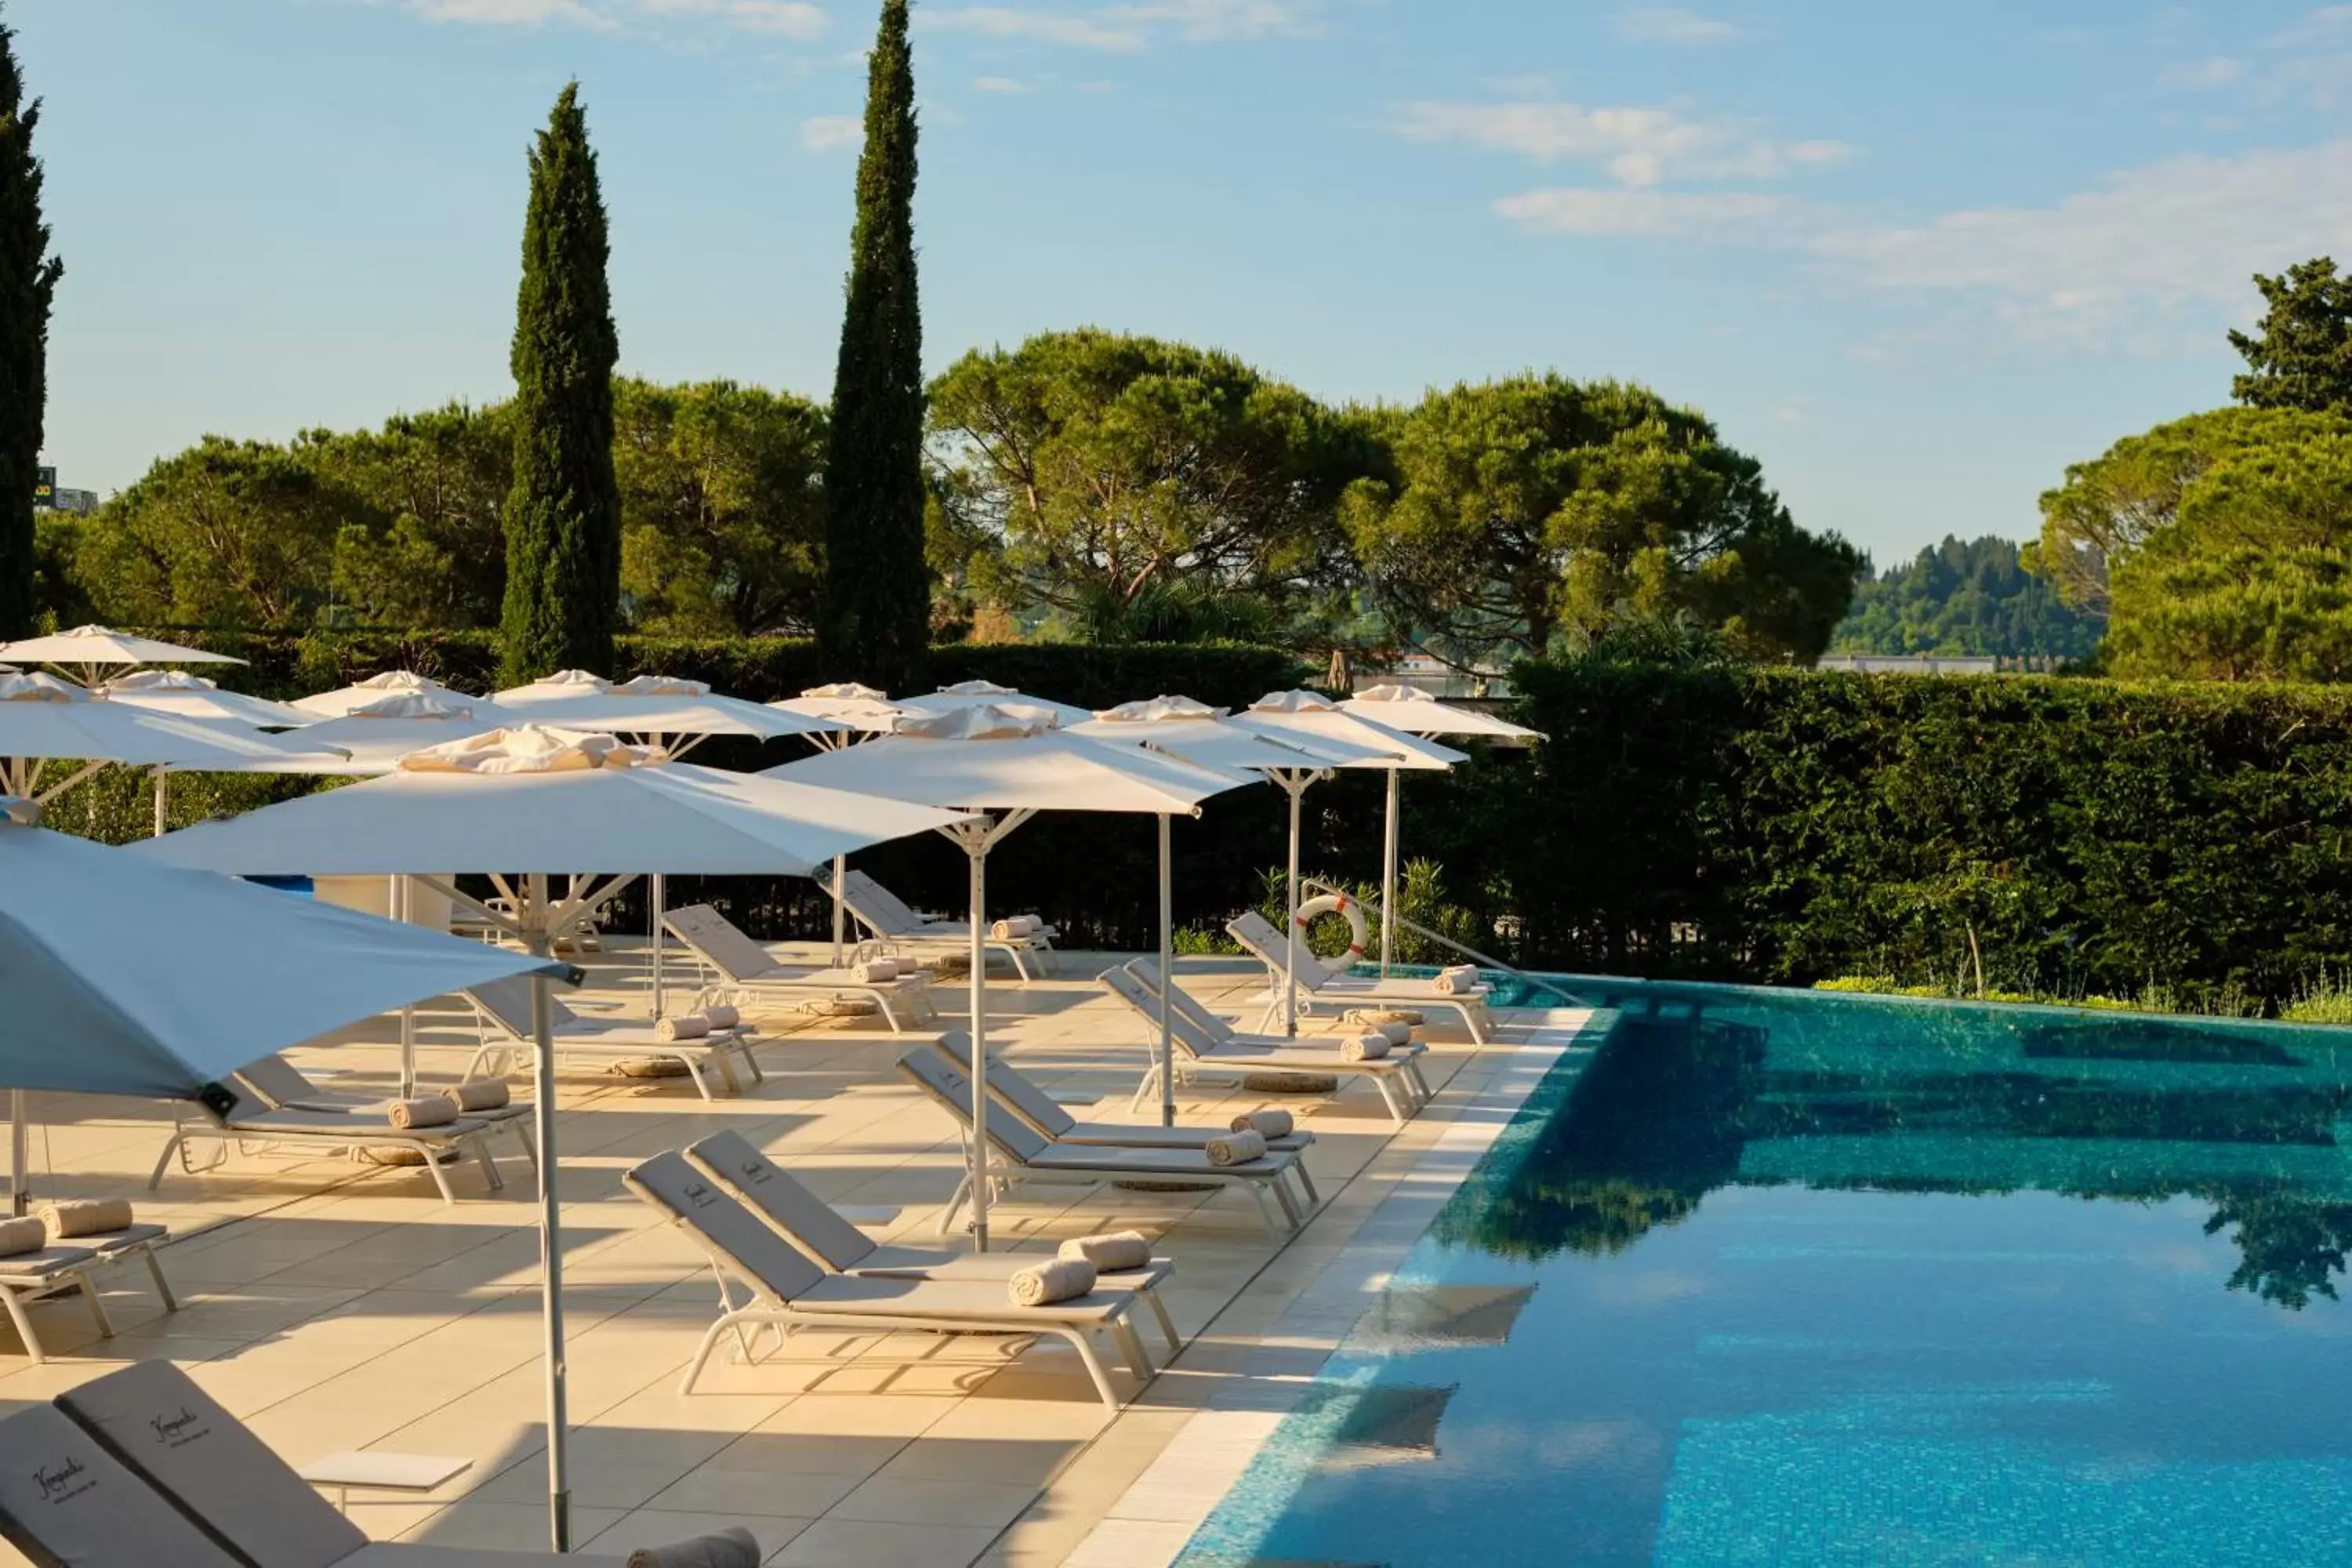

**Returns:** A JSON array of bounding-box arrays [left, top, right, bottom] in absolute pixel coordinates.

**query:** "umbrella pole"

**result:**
[[395, 877, 416, 1099], [524, 876, 572, 1554], [650, 875, 666, 1020], [8, 1092, 24, 1217], [832, 854, 846, 969], [1284, 777, 1301, 1037], [963, 826, 992, 1253], [1159, 813, 1174, 1127], [1380, 768, 1400, 976], [152, 768, 168, 838]]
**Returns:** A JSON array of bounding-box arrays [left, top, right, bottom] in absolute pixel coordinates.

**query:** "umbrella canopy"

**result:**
[[291, 670, 478, 719], [0, 625, 243, 679], [0, 817, 567, 1102], [1073, 697, 1375, 773], [97, 670, 309, 730], [1238, 691, 1468, 771], [1341, 683, 1544, 744], [771, 682, 916, 735], [900, 678, 1093, 731], [0, 673, 350, 798], [493, 670, 840, 745], [269, 693, 509, 775], [139, 725, 971, 877]]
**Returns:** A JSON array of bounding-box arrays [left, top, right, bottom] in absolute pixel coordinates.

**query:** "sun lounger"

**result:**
[[235, 1051, 538, 1171], [52, 1359, 630, 1564], [897, 1041, 1308, 1240], [660, 903, 942, 1030], [626, 1151, 1155, 1409], [0, 1240, 117, 1366], [682, 1129, 1182, 1356], [463, 974, 764, 1099], [921, 1040, 1322, 1206], [840, 869, 1056, 979], [0, 1402, 245, 1566], [1105, 961, 1432, 1125], [1228, 910, 1496, 1044], [147, 1083, 510, 1206]]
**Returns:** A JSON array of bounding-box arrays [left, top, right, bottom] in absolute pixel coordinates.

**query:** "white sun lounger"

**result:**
[[920, 1039, 1322, 1207], [235, 1051, 539, 1171], [53, 1359, 632, 1564], [463, 973, 764, 1099], [661, 903, 942, 1030], [148, 1083, 510, 1206], [627, 1151, 1154, 1409], [1229, 910, 1496, 1044], [840, 869, 1057, 979], [0, 1402, 245, 1566], [682, 1128, 1182, 1356], [897, 1041, 1308, 1241], [1104, 960, 1432, 1125]]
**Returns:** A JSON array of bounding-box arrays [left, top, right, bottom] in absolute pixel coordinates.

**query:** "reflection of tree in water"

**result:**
[[1443, 1003, 2352, 1309], [2201, 1192, 2352, 1309]]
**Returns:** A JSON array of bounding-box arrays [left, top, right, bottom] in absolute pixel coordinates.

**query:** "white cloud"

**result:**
[[639, 0, 826, 35], [2160, 56, 2244, 89], [921, 0, 1309, 52], [1392, 99, 1851, 188], [800, 114, 864, 149], [2269, 5, 2352, 48], [408, 0, 614, 25], [1494, 187, 1787, 237], [974, 75, 1034, 91], [1615, 6, 1741, 46]]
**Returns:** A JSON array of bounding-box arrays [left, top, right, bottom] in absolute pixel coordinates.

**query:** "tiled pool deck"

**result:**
[[0, 946, 1598, 1566]]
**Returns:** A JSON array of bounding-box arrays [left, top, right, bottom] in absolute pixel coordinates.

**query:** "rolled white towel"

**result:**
[[1206, 1128, 1268, 1167], [1340, 1033, 1392, 1062], [387, 1096, 457, 1129], [991, 914, 1041, 938], [0, 1217, 46, 1257], [700, 1004, 742, 1029], [1057, 1231, 1152, 1271], [655, 1014, 713, 1042], [441, 1080, 510, 1113], [38, 1198, 133, 1239], [1008, 1257, 1097, 1306], [1435, 964, 1481, 996], [624, 1526, 761, 1568], [1345, 1018, 1413, 1047], [850, 959, 900, 983], [1230, 1108, 1294, 1139]]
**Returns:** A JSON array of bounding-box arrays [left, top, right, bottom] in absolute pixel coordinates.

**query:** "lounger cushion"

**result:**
[[343, 1544, 627, 1566], [855, 1245, 1175, 1293], [226, 1108, 490, 1139], [0, 1246, 100, 1280], [792, 1270, 1125, 1327], [55, 1359, 368, 1568], [1058, 1122, 1312, 1153], [74, 1223, 169, 1253], [1019, 1144, 1294, 1177], [0, 1403, 241, 1567], [684, 1131, 877, 1272]]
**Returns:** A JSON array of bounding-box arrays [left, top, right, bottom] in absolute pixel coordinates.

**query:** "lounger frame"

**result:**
[[662, 902, 942, 1031], [1229, 911, 1495, 1044]]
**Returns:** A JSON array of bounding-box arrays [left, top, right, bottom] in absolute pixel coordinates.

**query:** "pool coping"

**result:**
[[1058, 1009, 1617, 1567]]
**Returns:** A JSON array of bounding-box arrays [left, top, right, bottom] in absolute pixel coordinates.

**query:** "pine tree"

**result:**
[[820, 0, 931, 691], [0, 9, 60, 640], [500, 82, 620, 685]]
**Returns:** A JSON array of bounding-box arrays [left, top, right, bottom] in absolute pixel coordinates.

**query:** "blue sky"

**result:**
[[20, 0, 2352, 562]]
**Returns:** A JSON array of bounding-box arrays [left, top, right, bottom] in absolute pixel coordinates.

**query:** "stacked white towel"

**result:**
[[1340, 1033, 1392, 1062], [655, 1014, 713, 1041], [1347, 1017, 1414, 1047], [1206, 1128, 1268, 1166], [1229, 1109, 1294, 1138], [1435, 964, 1481, 995], [1058, 1231, 1152, 1271], [1008, 1257, 1097, 1306]]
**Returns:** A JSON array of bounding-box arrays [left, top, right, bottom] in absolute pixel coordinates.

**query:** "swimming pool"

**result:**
[[1175, 978, 2352, 1566]]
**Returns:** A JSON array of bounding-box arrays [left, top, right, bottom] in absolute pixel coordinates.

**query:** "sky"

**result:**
[[19, 0, 2352, 564]]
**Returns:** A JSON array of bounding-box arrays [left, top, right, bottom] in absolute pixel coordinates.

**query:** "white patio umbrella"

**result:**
[[767, 684, 916, 964], [491, 673, 848, 1014], [96, 670, 309, 729], [289, 670, 478, 719], [0, 623, 243, 687], [1232, 692, 1465, 1033], [1339, 684, 1541, 972], [901, 678, 1094, 730], [136, 725, 968, 1553], [1071, 697, 1358, 1125], [275, 693, 511, 775], [765, 706, 1252, 1247]]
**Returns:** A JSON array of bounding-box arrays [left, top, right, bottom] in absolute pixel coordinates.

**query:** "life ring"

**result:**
[[1294, 893, 1368, 960]]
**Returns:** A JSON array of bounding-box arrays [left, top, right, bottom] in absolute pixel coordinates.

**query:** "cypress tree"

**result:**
[[500, 82, 620, 685], [820, 0, 930, 691], [0, 9, 60, 640]]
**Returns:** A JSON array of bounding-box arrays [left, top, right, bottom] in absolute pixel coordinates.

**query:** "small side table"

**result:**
[[299, 1450, 474, 1513]]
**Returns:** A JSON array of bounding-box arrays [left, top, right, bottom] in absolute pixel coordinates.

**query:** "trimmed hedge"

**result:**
[[1468, 664, 2352, 1006]]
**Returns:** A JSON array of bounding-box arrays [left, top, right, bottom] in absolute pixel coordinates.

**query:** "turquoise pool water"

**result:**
[[1175, 978, 2352, 1566]]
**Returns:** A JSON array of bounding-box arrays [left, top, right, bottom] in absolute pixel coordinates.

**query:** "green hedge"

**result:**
[[1469, 664, 2352, 1006]]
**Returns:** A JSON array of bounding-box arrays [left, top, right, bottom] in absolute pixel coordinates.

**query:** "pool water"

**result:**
[[1175, 979, 2352, 1567]]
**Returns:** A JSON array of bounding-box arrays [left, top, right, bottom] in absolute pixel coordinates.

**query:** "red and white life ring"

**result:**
[[1294, 892, 1369, 960]]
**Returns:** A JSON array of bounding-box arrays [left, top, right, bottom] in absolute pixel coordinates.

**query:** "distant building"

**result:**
[[47, 487, 98, 515], [1816, 654, 2005, 676]]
